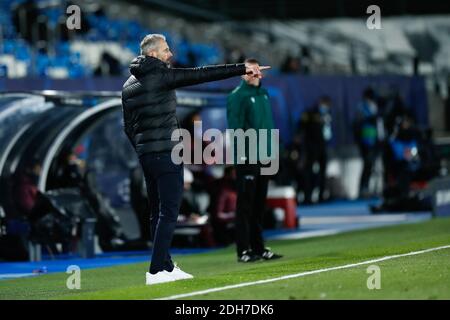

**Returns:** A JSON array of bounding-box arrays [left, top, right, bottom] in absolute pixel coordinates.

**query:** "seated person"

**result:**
[[16, 162, 41, 216], [208, 166, 237, 246], [372, 116, 436, 212], [178, 168, 204, 223], [176, 168, 215, 247], [387, 115, 422, 196]]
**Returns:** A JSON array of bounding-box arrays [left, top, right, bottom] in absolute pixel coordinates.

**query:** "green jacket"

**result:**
[[226, 80, 275, 163]]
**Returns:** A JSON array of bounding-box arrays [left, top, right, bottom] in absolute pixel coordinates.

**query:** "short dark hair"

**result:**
[[363, 87, 375, 100], [320, 95, 331, 104], [244, 58, 259, 65]]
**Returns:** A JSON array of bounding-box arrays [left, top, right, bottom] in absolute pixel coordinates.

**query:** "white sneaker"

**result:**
[[145, 271, 175, 285], [167, 266, 194, 280]]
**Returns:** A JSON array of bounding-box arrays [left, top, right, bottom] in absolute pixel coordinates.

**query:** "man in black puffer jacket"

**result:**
[[122, 34, 268, 285]]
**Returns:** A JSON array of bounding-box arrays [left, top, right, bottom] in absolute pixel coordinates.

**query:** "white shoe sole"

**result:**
[[168, 270, 194, 281], [171, 274, 194, 280], [145, 272, 176, 285], [145, 278, 175, 285]]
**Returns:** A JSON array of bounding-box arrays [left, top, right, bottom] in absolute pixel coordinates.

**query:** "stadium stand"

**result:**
[[1, 0, 449, 79]]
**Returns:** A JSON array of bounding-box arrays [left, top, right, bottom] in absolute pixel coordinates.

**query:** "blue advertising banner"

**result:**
[[0, 75, 428, 148], [429, 177, 450, 217]]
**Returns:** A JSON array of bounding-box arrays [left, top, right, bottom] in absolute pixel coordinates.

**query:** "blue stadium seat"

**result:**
[[41, 7, 63, 27], [36, 53, 50, 76], [55, 42, 70, 56], [125, 42, 140, 56], [68, 63, 85, 78], [0, 64, 7, 77], [2, 40, 15, 55], [125, 21, 142, 41], [15, 41, 31, 61], [1, 1, 229, 78]]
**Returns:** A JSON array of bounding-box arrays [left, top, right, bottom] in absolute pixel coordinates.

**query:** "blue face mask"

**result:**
[[319, 105, 329, 114]]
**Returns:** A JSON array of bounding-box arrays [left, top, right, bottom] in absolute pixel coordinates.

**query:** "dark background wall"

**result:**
[[0, 74, 428, 147]]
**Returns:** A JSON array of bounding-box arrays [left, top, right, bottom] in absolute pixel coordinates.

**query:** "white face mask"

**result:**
[[319, 104, 329, 113], [368, 101, 378, 114]]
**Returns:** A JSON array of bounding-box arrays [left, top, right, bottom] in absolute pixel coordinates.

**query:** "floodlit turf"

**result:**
[[1, 217, 449, 300]]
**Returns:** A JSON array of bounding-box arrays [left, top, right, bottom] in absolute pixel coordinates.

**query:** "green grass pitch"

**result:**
[[1, 217, 449, 300]]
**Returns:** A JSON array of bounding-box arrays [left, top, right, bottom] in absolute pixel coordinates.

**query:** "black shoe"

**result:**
[[260, 248, 283, 260], [237, 250, 261, 263]]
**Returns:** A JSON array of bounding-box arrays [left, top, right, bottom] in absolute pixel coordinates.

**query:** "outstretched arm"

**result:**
[[161, 63, 270, 89]]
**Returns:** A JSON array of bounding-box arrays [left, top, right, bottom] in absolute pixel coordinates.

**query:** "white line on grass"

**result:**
[[157, 244, 450, 300]]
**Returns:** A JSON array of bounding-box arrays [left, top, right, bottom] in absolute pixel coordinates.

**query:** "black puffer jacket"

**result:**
[[121, 55, 246, 156]]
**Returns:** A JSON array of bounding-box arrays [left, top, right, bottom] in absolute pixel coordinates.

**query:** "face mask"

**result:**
[[319, 105, 329, 114], [368, 101, 378, 114]]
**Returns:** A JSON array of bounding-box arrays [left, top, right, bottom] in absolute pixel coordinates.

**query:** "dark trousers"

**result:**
[[235, 164, 268, 257], [358, 145, 380, 197], [139, 152, 183, 274], [304, 147, 327, 203]]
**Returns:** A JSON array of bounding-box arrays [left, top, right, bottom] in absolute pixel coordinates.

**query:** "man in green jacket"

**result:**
[[226, 58, 283, 263]]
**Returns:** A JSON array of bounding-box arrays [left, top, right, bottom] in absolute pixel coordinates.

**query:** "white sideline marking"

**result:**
[[157, 244, 450, 300], [301, 214, 412, 224], [0, 273, 37, 280]]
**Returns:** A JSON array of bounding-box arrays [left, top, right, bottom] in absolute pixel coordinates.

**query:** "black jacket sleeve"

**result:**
[[121, 103, 135, 147], [160, 63, 246, 89]]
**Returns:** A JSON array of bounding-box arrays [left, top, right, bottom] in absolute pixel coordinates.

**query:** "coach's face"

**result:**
[[151, 39, 173, 64]]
